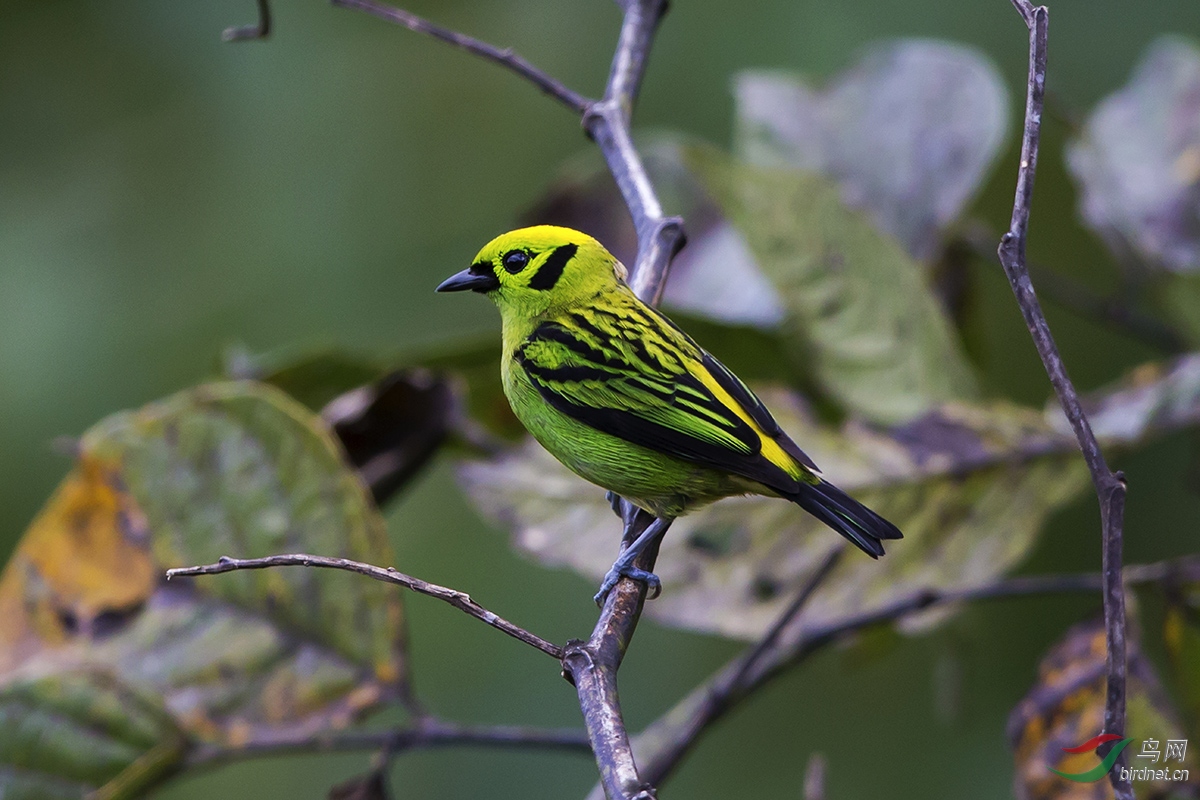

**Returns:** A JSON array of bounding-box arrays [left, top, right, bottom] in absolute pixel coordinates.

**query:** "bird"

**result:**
[[436, 225, 901, 604]]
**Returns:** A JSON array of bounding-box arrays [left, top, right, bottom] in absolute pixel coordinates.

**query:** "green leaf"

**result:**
[[735, 40, 1009, 262], [0, 381, 406, 797], [460, 387, 1085, 641], [1067, 36, 1200, 276], [685, 144, 978, 424], [0, 670, 185, 800]]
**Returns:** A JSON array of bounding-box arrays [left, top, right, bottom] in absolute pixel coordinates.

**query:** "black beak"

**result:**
[[436, 267, 500, 294]]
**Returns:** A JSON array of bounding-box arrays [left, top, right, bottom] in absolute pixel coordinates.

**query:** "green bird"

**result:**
[[437, 225, 901, 603]]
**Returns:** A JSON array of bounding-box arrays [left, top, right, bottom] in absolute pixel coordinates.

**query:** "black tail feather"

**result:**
[[791, 480, 902, 558]]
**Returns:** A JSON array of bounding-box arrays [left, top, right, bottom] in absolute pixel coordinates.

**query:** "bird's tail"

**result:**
[[791, 480, 902, 558]]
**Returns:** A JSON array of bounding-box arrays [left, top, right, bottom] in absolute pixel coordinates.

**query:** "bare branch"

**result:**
[[167, 554, 562, 659], [996, 3, 1131, 796], [224, 0, 272, 41], [626, 556, 1200, 791], [564, 509, 660, 800], [186, 718, 591, 769], [330, 0, 591, 114]]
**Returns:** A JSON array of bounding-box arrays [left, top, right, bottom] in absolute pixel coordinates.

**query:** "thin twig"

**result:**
[[223, 0, 272, 41], [996, 3, 1131, 797], [803, 753, 827, 800], [730, 546, 844, 690], [330, 0, 591, 114], [166, 554, 562, 659], [186, 718, 591, 769]]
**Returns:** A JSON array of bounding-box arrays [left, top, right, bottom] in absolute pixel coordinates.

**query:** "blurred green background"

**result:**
[[3, 1, 1199, 797]]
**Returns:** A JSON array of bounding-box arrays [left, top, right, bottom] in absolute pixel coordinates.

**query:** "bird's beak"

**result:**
[[436, 267, 500, 294]]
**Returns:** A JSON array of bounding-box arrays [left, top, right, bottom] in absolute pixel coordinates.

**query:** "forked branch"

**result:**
[[996, 2, 1131, 797], [205, 2, 684, 797]]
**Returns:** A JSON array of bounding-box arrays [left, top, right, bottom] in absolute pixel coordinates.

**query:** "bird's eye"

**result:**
[[502, 250, 530, 274]]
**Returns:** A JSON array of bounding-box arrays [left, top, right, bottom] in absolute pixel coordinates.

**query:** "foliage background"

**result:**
[[2, 0, 1198, 797]]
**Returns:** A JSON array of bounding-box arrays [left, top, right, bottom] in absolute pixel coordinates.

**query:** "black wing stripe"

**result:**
[[530, 324, 626, 370], [521, 362, 623, 384], [529, 384, 799, 495], [567, 312, 612, 345]]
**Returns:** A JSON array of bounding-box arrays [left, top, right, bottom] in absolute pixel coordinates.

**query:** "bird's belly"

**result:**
[[502, 365, 737, 517]]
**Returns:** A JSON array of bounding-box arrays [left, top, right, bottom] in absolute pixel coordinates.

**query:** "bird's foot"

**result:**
[[593, 563, 661, 606]]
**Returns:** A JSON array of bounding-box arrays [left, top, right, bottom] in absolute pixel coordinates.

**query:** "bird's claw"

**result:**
[[593, 565, 661, 606]]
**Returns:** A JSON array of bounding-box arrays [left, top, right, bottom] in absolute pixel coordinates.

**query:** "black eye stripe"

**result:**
[[502, 250, 530, 274], [528, 243, 578, 291]]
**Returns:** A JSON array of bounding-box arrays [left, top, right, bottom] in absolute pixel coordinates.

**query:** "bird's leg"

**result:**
[[605, 490, 623, 518], [594, 515, 674, 605]]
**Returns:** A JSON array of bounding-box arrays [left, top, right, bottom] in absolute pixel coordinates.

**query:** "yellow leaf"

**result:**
[[0, 455, 154, 671]]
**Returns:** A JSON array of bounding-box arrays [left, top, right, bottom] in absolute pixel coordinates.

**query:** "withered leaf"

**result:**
[[0, 382, 407, 798]]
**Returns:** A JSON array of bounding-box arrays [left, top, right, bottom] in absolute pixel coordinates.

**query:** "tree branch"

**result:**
[[212, 3, 685, 796], [186, 717, 591, 769], [996, 3, 1131, 797], [330, 0, 591, 114], [623, 556, 1200, 791], [166, 554, 562, 659]]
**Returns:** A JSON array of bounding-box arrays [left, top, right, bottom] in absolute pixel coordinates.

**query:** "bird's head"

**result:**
[[436, 225, 627, 317]]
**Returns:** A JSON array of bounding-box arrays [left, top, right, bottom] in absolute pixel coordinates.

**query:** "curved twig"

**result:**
[[167, 554, 562, 659], [330, 0, 590, 114]]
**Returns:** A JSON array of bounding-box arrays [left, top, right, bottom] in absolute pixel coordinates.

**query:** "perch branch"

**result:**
[[186, 717, 591, 769], [996, 3, 1131, 797], [167, 554, 562, 659], [211, 2, 684, 796], [551, 2, 683, 796], [330, 0, 590, 114]]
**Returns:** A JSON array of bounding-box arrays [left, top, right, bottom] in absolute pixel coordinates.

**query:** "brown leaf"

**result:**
[[1009, 616, 1199, 799]]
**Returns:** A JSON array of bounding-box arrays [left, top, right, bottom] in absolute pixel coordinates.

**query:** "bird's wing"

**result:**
[[515, 309, 804, 494]]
